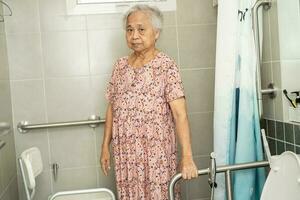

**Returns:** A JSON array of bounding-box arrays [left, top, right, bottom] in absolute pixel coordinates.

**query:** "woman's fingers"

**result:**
[[101, 158, 110, 176], [100, 146, 111, 176], [100, 159, 106, 175], [100, 154, 111, 176], [193, 169, 198, 178], [180, 160, 198, 180]]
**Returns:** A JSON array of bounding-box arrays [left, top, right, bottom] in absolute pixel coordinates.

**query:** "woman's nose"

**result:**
[[132, 29, 139, 39]]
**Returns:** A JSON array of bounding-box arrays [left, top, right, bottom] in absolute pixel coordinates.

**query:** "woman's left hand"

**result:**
[[179, 156, 198, 180]]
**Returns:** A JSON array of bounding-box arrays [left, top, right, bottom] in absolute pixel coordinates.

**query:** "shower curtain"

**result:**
[[213, 0, 266, 199]]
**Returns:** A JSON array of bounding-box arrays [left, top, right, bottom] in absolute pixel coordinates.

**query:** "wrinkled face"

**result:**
[[126, 11, 160, 53]]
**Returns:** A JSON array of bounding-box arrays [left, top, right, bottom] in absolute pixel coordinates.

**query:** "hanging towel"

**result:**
[[214, 0, 266, 199], [231, 1, 266, 199], [213, 0, 239, 199]]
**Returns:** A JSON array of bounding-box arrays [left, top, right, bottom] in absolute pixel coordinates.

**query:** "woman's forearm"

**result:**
[[102, 103, 113, 147], [169, 99, 193, 157], [175, 114, 193, 157]]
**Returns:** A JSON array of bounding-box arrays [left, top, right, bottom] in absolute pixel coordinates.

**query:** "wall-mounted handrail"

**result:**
[[17, 115, 106, 133], [261, 83, 277, 99], [168, 160, 269, 200], [252, 0, 273, 117]]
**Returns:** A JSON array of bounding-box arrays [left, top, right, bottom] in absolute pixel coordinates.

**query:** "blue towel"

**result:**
[[229, 1, 266, 199], [214, 0, 266, 199]]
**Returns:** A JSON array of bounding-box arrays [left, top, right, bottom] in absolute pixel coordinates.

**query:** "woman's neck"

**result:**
[[129, 48, 159, 68]]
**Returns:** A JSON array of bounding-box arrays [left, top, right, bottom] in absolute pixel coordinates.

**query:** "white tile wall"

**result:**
[[6, 34, 43, 80], [88, 29, 130, 75], [49, 127, 96, 168], [181, 69, 215, 113], [52, 167, 98, 192], [45, 78, 93, 121], [4, 0, 40, 34], [42, 31, 89, 78], [0, 35, 9, 80], [178, 25, 217, 68]]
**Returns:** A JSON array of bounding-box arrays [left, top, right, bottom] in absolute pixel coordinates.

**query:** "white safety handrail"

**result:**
[[252, 0, 275, 117]]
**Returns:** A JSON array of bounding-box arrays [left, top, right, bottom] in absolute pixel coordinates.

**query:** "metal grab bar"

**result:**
[[252, 0, 272, 117], [17, 115, 106, 133], [168, 160, 269, 200], [261, 83, 276, 98]]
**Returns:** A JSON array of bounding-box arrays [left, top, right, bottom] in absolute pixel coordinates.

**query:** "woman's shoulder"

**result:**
[[112, 56, 129, 71], [155, 52, 178, 70], [157, 52, 175, 62], [115, 56, 128, 66]]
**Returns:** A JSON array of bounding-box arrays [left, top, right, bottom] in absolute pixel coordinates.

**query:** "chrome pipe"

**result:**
[[168, 168, 209, 200], [261, 88, 276, 95], [168, 160, 269, 200], [252, 0, 272, 117], [261, 83, 277, 98], [225, 170, 233, 200], [216, 160, 269, 173], [17, 115, 106, 133]]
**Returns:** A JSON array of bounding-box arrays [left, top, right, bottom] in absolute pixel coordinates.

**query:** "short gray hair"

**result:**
[[123, 4, 163, 31]]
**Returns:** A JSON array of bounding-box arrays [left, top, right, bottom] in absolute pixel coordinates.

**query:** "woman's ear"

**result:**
[[155, 30, 160, 40]]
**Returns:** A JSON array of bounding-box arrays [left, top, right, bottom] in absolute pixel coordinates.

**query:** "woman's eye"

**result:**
[[139, 28, 145, 33], [127, 28, 133, 32]]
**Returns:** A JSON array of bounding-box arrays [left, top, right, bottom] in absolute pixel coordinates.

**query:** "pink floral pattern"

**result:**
[[106, 52, 184, 200]]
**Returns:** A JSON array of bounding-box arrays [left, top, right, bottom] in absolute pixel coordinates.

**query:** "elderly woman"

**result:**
[[100, 4, 198, 200]]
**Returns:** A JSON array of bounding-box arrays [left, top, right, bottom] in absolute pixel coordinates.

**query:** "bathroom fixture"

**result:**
[[0, 1, 12, 22], [261, 129, 272, 164], [208, 152, 217, 200], [169, 129, 300, 199], [18, 147, 116, 200], [291, 91, 300, 107], [169, 151, 300, 200], [260, 151, 300, 200], [17, 115, 106, 133], [252, 0, 275, 117], [52, 163, 59, 182], [168, 159, 269, 200], [261, 83, 276, 99], [283, 90, 300, 122], [283, 89, 297, 108], [0, 140, 6, 150]]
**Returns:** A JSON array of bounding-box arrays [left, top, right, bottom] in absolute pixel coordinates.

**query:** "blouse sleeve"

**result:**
[[105, 61, 119, 103], [164, 61, 185, 102]]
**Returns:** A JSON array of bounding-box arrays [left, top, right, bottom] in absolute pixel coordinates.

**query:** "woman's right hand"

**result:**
[[100, 145, 111, 176]]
